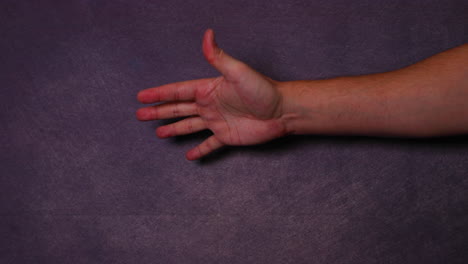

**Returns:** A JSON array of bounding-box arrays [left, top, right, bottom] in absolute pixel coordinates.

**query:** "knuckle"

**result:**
[[187, 119, 194, 133], [152, 108, 159, 119], [217, 48, 224, 58], [205, 140, 212, 151], [196, 145, 203, 156], [171, 123, 179, 135], [173, 104, 180, 117]]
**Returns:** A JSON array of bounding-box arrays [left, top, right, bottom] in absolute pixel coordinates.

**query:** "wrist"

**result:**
[[276, 80, 317, 135], [276, 77, 378, 136]]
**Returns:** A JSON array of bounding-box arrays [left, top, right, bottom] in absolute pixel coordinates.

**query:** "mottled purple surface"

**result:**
[[1, 0, 468, 263]]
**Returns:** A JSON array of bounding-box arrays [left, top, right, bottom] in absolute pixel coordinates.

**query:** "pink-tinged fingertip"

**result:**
[[156, 127, 169, 138], [137, 90, 156, 104], [137, 91, 146, 103], [185, 149, 199, 161], [135, 108, 148, 120], [202, 28, 216, 64]]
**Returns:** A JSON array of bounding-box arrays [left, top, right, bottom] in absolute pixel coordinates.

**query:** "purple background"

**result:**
[[1, 0, 467, 263]]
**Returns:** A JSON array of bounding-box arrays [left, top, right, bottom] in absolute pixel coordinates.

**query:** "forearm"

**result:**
[[278, 44, 468, 137]]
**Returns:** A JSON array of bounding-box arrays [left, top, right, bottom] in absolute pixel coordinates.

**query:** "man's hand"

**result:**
[[137, 29, 468, 160], [136, 29, 287, 160]]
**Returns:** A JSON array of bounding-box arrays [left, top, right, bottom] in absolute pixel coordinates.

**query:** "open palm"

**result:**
[[136, 29, 287, 160]]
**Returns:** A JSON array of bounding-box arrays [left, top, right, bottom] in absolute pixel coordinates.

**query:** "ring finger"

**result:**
[[156, 117, 207, 138]]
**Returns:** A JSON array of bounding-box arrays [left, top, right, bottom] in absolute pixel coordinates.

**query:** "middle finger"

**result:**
[[136, 102, 198, 121]]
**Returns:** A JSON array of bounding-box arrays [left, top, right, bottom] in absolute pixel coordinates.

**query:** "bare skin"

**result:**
[[136, 29, 468, 160]]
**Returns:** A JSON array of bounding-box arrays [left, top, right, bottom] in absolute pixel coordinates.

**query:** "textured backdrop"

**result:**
[[1, 0, 467, 263]]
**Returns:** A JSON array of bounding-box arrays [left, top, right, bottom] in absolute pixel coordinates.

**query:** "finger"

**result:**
[[136, 102, 198, 121], [137, 78, 215, 104], [186, 136, 224, 161], [156, 117, 206, 138], [202, 29, 247, 81]]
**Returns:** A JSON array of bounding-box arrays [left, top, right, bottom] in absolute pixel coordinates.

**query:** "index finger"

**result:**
[[137, 77, 215, 104]]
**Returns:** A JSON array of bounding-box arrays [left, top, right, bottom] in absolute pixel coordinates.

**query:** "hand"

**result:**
[[136, 29, 287, 160]]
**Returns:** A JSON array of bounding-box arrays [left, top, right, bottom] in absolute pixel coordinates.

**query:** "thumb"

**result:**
[[202, 29, 246, 81]]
